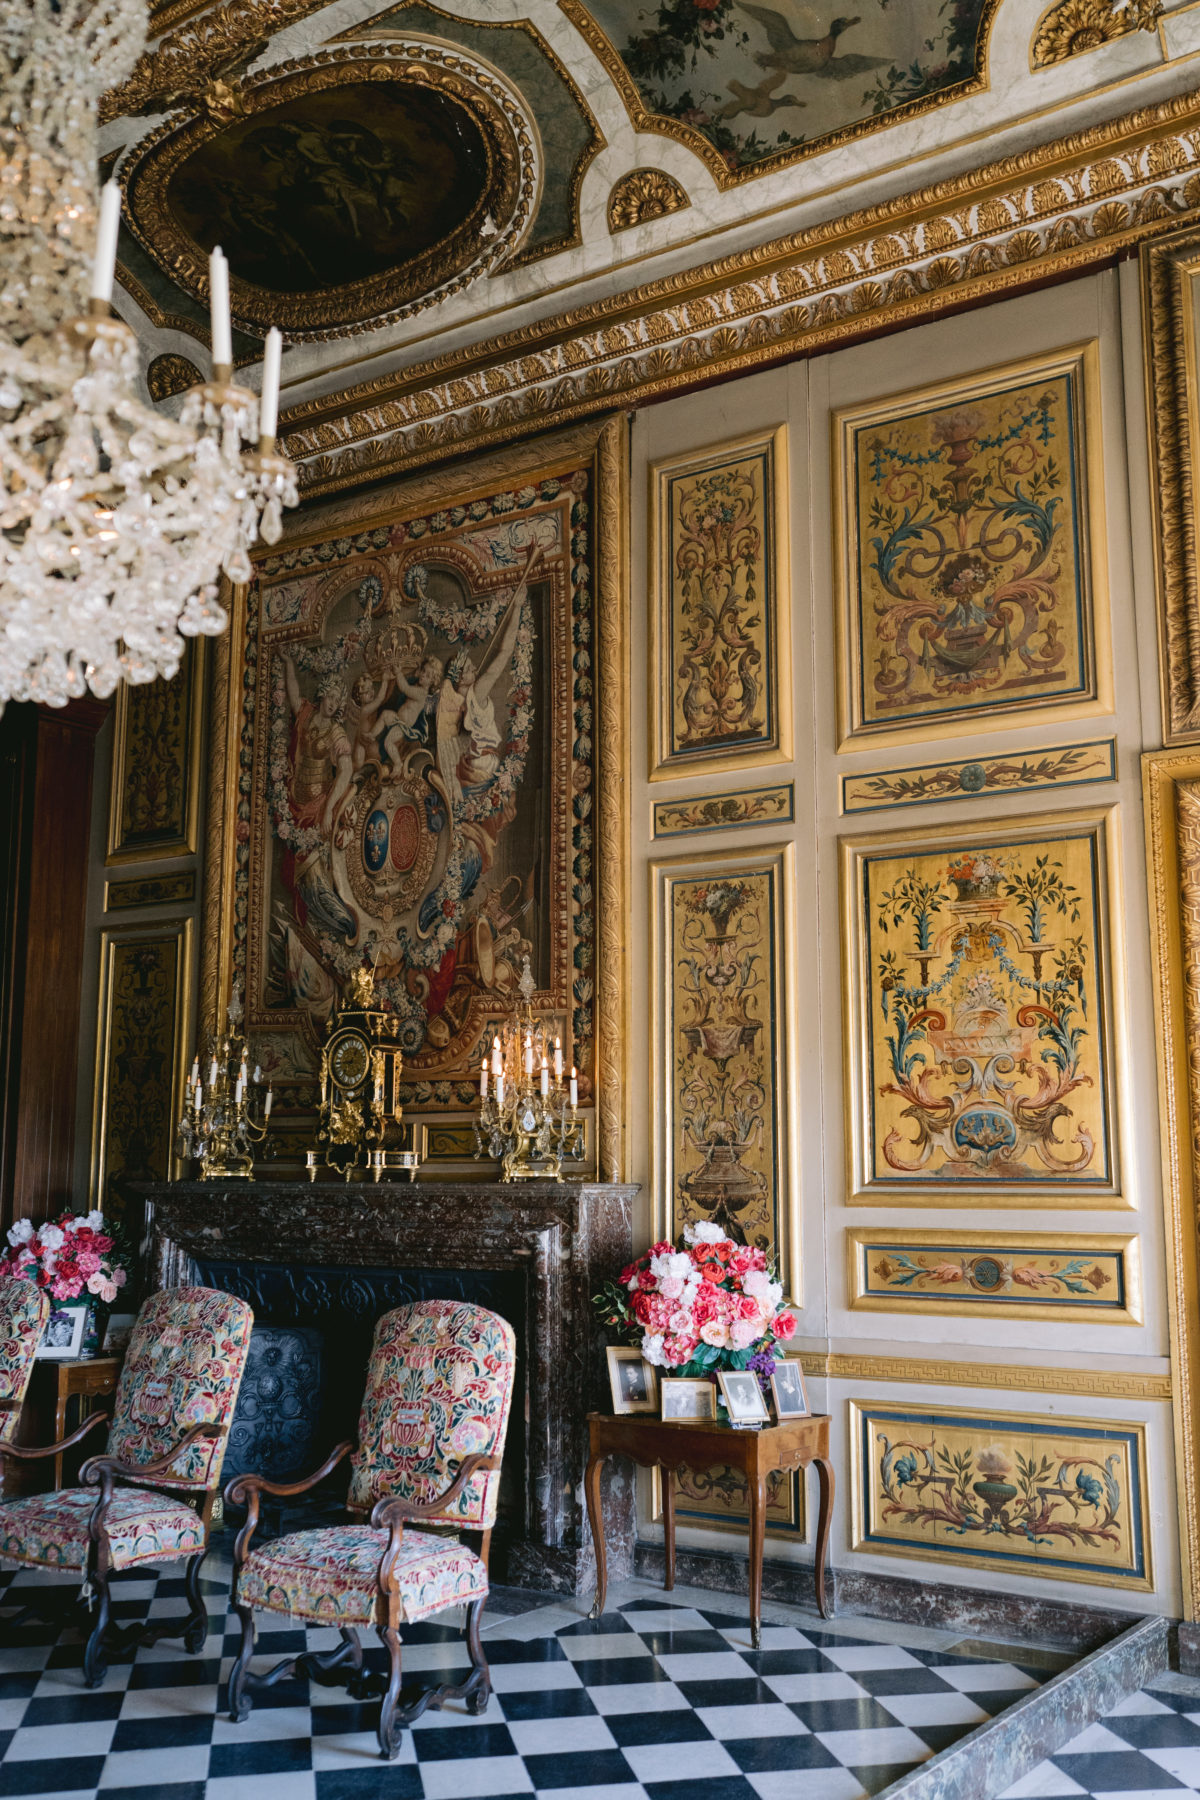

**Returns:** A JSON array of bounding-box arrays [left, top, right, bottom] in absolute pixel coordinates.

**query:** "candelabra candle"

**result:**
[[473, 955, 584, 1181], [177, 991, 271, 1180]]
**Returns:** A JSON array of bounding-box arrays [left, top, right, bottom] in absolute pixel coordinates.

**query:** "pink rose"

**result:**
[[113, 1268, 126, 1288], [771, 1313, 796, 1340], [738, 1295, 761, 1320], [730, 1318, 759, 1350], [700, 1319, 729, 1348]]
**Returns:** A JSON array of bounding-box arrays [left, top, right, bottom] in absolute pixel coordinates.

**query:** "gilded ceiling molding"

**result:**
[[558, 0, 1003, 193], [1032, 0, 1163, 68], [1143, 750, 1200, 1619], [607, 169, 689, 234], [146, 352, 203, 399], [279, 87, 1200, 496], [1143, 221, 1200, 742], [103, 0, 323, 121]]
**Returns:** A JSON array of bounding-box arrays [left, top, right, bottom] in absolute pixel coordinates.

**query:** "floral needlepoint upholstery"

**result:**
[[106, 1286, 254, 1490], [0, 1488, 205, 1573], [346, 1300, 516, 1524], [0, 1279, 48, 1442], [238, 1525, 489, 1626]]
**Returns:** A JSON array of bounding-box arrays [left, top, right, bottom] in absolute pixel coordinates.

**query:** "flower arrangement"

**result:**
[[1, 1210, 129, 1304], [595, 1221, 795, 1384]]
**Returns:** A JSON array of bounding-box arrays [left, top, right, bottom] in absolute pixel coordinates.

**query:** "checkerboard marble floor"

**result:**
[[0, 1540, 1156, 1800], [998, 1671, 1200, 1800]]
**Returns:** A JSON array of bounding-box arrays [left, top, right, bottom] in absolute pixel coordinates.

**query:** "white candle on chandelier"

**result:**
[[480, 1059, 488, 1099], [540, 1056, 549, 1097], [235, 1076, 244, 1105], [553, 1036, 562, 1082], [259, 326, 282, 441], [524, 1033, 533, 1076], [209, 245, 233, 370], [89, 180, 121, 305], [264, 1088, 273, 1119], [209, 1055, 219, 1087], [496, 1071, 506, 1105], [191, 1056, 200, 1083], [569, 1066, 578, 1108], [491, 1035, 502, 1076]]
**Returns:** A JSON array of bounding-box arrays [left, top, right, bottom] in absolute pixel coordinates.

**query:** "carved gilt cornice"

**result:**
[[1032, 0, 1163, 69], [281, 85, 1200, 496]]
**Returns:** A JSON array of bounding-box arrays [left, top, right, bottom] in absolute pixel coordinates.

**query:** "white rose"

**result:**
[[38, 1225, 64, 1251], [6, 1220, 34, 1247], [86, 1210, 105, 1230], [742, 1269, 770, 1297], [684, 1221, 726, 1246], [641, 1334, 667, 1367]]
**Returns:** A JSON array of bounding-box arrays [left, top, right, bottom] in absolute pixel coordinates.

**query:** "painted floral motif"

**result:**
[[106, 1287, 254, 1490], [583, 0, 990, 174], [0, 1278, 48, 1439], [865, 1244, 1122, 1307], [0, 1487, 205, 1572], [236, 1524, 488, 1626], [841, 742, 1115, 814], [653, 782, 793, 838], [863, 825, 1111, 1188], [347, 1302, 515, 1524], [858, 1406, 1147, 1585]]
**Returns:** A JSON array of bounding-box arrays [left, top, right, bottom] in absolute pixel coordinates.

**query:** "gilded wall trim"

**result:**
[[1144, 749, 1200, 1619], [797, 1353, 1169, 1401], [1032, 0, 1163, 68], [279, 89, 1200, 496], [1143, 224, 1200, 743]]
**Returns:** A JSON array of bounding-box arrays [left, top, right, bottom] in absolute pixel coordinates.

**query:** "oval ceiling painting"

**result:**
[[122, 49, 531, 338]]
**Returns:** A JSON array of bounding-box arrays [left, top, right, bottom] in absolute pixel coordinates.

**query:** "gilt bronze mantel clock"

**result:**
[[306, 966, 420, 1182]]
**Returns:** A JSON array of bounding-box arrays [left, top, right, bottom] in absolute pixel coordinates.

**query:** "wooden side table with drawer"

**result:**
[[6, 1356, 122, 1496]]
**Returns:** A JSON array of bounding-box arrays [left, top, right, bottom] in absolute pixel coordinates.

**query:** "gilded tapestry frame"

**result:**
[[1143, 224, 1200, 745], [649, 840, 799, 1298], [1144, 748, 1200, 1619], [106, 639, 205, 863], [840, 805, 1129, 1208], [199, 415, 630, 1183], [89, 915, 194, 1208], [648, 425, 791, 782], [833, 343, 1111, 752], [846, 1226, 1143, 1326]]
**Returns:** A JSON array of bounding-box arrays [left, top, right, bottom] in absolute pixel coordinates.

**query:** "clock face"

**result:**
[[329, 1031, 371, 1091]]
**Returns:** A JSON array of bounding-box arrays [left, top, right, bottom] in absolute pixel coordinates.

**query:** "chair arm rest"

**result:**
[[369, 1454, 501, 1530], [224, 1440, 355, 1510], [81, 1420, 224, 1487], [0, 1411, 108, 1461]]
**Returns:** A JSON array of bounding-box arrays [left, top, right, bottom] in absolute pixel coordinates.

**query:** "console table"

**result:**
[[584, 1411, 835, 1645]]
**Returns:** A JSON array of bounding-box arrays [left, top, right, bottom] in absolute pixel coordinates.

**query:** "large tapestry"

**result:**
[[843, 810, 1121, 1203], [231, 462, 595, 1116], [836, 348, 1104, 745]]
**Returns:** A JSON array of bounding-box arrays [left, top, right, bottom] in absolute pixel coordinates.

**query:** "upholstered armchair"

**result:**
[[226, 1299, 516, 1762], [0, 1278, 49, 1458], [0, 1285, 253, 1686]]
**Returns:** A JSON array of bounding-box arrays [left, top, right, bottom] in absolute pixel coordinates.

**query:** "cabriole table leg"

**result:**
[[585, 1450, 608, 1620]]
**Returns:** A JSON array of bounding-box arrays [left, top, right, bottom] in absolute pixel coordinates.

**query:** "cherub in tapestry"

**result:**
[[237, 470, 592, 1110], [840, 351, 1101, 740], [856, 817, 1117, 1195]]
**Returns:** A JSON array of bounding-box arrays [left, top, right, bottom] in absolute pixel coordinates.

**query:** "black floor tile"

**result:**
[[315, 1770, 423, 1800], [521, 1748, 635, 1787], [1101, 1711, 1200, 1749], [496, 1688, 601, 1722], [788, 1696, 901, 1734], [19, 1692, 123, 1727], [406, 1722, 516, 1760], [850, 1760, 929, 1794], [853, 1667, 958, 1697], [605, 1708, 715, 1747], [724, 1733, 841, 1772], [207, 1736, 315, 1778], [675, 1677, 781, 1710], [567, 1655, 662, 1687], [643, 1779, 760, 1799], [110, 1712, 214, 1751], [0, 1757, 106, 1795], [1053, 1749, 1188, 1790]]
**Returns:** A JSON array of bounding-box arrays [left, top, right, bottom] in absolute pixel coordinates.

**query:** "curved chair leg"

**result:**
[[463, 1595, 491, 1715], [82, 1572, 111, 1690], [378, 1623, 404, 1761], [182, 1552, 208, 1655], [227, 1601, 257, 1723]]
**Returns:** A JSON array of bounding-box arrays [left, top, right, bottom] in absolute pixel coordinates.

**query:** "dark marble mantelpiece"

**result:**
[[133, 1179, 638, 1595]]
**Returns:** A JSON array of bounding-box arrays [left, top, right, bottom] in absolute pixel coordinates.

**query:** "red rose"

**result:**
[[771, 1313, 796, 1340], [701, 1265, 724, 1285], [639, 1272, 657, 1291], [633, 1293, 655, 1325]]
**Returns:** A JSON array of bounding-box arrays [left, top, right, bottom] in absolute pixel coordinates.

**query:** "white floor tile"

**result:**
[[749, 1772, 868, 1800], [616, 1608, 712, 1633], [505, 1713, 617, 1755], [530, 1788, 645, 1800], [1056, 1721, 1138, 1755], [117, 1682, 220, 1719], [941, 1662, 1040, 1694], [409, 1695, 507, 1728], [716, 1625, 813, 1652], [1144, 1743, 1200, 1784], [821, 1644, 921, 1672], [878, 1691, 990, 1728], [206, 1775, 317, 1800], [997, 1763, 1088, 1797], [210, 1703, 312, 1744], [587, 1680, 690, 1716], [622, 1738, 740, 1784], [763, 1671, 870, 1704], [560, 1633, 654, 1662], [1109, 1691, 1177, 1716], [311, 1728, 417, 1770], [815, 1724, 932, 1767], [419, 1753, 533, 1798], [654, 1650, 762, 1682], [98, 1745, 211, 1788], [7, 1719, 117, 1759], [696, 1700, 810, 1739]]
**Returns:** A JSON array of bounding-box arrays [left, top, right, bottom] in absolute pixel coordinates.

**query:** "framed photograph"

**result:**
[[37, 1304, 87, 1361], [660, 1378, 717, 1422], [607, 1346, 658, 1415], [718, 1369, 770, 1426], [770, 1360, 810, 1419], [102, 1312, 138, 1357]]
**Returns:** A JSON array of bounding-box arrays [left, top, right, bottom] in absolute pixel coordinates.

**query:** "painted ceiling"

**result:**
[[99, 0, 1200, 414]]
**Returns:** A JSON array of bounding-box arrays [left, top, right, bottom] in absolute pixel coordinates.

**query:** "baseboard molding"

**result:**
[[633, 1539, 1137, 1653]]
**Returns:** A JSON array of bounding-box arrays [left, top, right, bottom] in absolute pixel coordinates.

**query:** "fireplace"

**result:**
[[132, 1179, 637, 1594]]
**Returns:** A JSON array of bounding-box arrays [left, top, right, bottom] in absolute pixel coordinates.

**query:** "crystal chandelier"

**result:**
[[0, 0, 298, 710]]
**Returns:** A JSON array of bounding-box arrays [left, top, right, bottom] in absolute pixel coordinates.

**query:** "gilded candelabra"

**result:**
[[474, 959, 583, 1181], [177, 986, 272, 1180], [307, 967, 419, 1183]]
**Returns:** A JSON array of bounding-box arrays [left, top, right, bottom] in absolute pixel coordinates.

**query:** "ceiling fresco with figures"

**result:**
[[99, 0, 1200, 417]]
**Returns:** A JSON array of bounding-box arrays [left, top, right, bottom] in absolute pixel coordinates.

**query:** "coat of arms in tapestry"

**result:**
[[230, 463, 594, 1114]]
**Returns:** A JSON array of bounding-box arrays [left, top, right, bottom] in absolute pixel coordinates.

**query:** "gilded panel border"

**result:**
[[649, 841, 799, 1297], [652, 781, 795, 840], [840, 805, 1128, 1207], [803, 1354, 1168, 1400], [1143, 225, 1200, 745], [107, 640, 205, 864], [847, 1227, 1142, 1325], [849, 1399, 1153, 1590], [840, 740, 1117, 815], [89, 916, 194, 1213], [1143, 748, 1200, 1618], [648, 426, 791, 781]]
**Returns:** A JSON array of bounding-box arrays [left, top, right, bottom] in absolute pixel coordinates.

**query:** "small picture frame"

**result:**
[[718, 1369, 771, 1427], [660, 1377, 717, 1422], [102, 1312, 137, 1358], [770, 1359, 810, 1419], [37, 1304, 87, 1361], [607, 1346, 658, 1414]]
